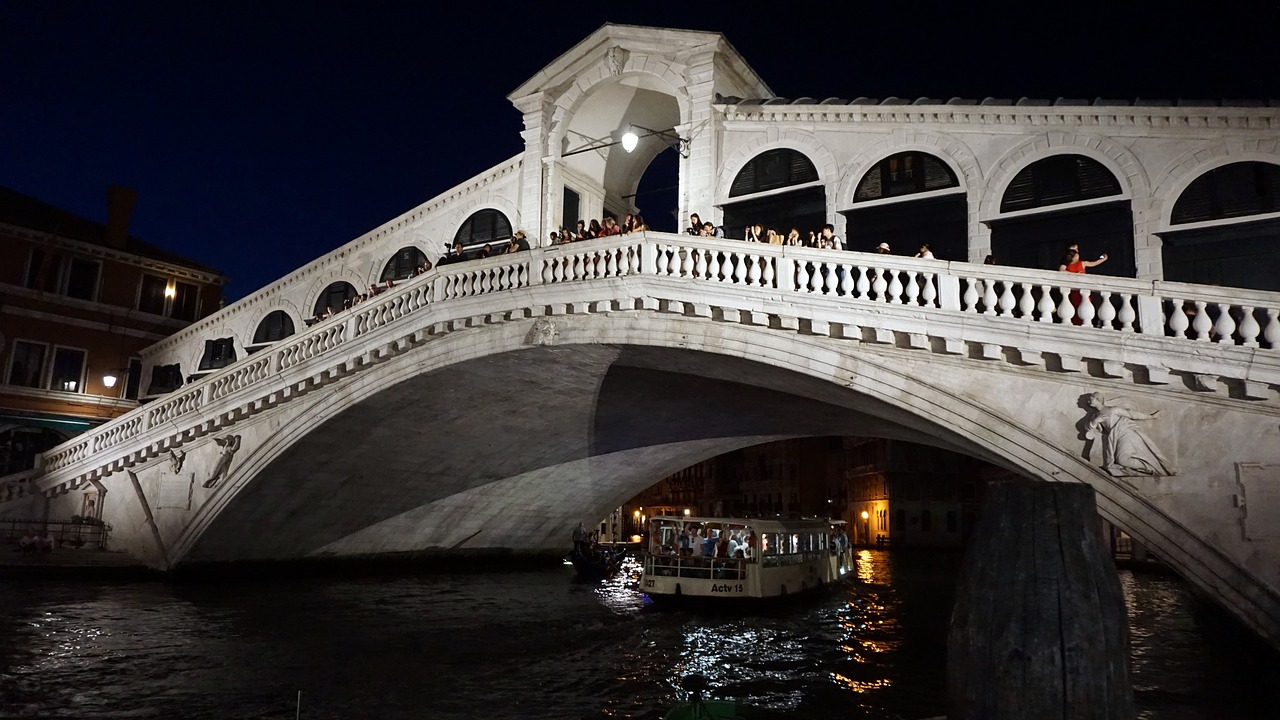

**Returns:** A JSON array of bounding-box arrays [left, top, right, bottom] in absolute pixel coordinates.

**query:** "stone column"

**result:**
[[513, 93, 553, 246], [680, 52, 720, 226]]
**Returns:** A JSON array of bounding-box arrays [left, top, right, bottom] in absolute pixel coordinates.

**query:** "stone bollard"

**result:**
[[947, 480, 1135, 720]]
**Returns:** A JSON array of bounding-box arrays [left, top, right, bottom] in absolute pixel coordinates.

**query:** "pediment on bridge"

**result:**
[[507, 23, 772, 105]]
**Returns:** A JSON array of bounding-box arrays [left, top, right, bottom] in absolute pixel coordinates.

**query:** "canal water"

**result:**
[[0, 550, 1275, 719]]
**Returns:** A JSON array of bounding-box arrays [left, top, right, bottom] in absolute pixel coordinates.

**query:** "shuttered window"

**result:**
[[999, 155, 1122, 213], [1171, 162, 1280, 225], [454, 209, 513, 247], [380, 246, 428, 281], [729, 149, 819, 198], [252, 310, 296, 344], [853, 152, 959, 202], [313, 282, 358, 317]]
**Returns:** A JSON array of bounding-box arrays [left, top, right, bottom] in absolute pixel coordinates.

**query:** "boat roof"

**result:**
[[649, 516, 835, 530]]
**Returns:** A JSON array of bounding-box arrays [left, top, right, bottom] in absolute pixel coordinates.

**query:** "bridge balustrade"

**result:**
[[24, 231, 1280, 488]]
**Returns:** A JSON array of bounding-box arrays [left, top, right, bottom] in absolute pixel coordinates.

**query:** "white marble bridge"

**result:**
[[6, 232, 1280, 646]]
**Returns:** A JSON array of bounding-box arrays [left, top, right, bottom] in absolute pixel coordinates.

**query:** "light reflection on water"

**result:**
[[0, 552, 1275, 719]]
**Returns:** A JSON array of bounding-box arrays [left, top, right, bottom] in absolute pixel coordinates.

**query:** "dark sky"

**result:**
[[2, 2, 1275, 300]]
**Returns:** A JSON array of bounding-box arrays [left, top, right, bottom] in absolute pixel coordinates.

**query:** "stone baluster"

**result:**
[[818, 264, 833, 295], [541, 259, 554, 284], [1189, 301, 1211, 340], [871, 267, 887, 301], [1037, 285, 1056, 322], [1238, 306, 1261, 348], [855, 266, 870, 299], [762, 256, 775, 288], [694, 248, 708, 279], [962, 278, 979, 312], [1167, 298, 1190, 338], [993, 282, 1010, 316], [734, 253, 748, 284], [655, 245, 670, 276], [1077, 291, 1097, 327], [1213, 304, 1237, 344], [839, 263, 854, 296], [1017, 284, 1036, 319], [680, 246, 694, 277], [1056, 286, 1076, 325], [887, 270, 903, 304], [796, 259, 810, 292], [748, 255, 763, 286], [1094, 291, 1115, 329], [707, 249, 721, 282], [1262, 308, 1280, 348], [905, 271, 921, 306], [606, 249, 619, 277], [1117, 294, 1136, 332]]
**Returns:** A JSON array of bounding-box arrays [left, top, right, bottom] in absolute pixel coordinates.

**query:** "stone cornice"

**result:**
[[0, 223, 227, 285], [139, 154, 524, 360], [717, 104, 1280, 131]]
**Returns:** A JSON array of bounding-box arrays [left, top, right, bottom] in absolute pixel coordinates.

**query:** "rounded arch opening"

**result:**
[[453, 209, 512, 255], [381, 246, 428, 282], [1162, 161, 1280, 291], [252, 310, 296, 346], [991, 154, 1133, 276], [313, 281, 358, 317], [722, 148, 824, 241], [843, 151, 966, 259]]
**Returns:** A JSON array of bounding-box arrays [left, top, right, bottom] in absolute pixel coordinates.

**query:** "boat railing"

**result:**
[[760, 549, 828, 568], [645, 554, 749, 580]]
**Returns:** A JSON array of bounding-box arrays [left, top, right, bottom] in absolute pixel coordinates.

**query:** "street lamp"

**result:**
[[562, 124, 689, 158], [102, 373, 118, 389]]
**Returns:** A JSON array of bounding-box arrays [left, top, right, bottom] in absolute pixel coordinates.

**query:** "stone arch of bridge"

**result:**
[[177, 315, 1146, 561]]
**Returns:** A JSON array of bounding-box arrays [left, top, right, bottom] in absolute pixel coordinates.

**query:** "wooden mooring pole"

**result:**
[[947, 480, 1135, 720]]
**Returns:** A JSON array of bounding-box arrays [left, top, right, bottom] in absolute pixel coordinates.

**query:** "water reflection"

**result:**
[[0, 553, 1275, 719]]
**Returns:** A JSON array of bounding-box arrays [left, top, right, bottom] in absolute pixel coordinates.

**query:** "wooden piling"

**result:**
[[947, 480, 1134, 720]]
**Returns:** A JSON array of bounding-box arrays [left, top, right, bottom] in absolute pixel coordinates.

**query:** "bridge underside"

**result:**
[[186, 345, 995, 563]]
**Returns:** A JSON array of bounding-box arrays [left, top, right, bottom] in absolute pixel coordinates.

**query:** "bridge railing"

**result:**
[[27, 231, 1280, 486]]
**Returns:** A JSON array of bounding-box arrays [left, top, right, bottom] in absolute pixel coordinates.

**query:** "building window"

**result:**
[[729, 148, 819, 198], [6, 340, 47, 388], [454, 209, 513, 248], [198, 338, 237, 372], [853, 152, 959, 202], [138, 274, 168, 314], [252, 310, 296, 344], [380, 247, 428, 282], [1172, 162, 1280, 225], [313, 282, 358, 317], [64, 257, 101, 301], [49, 347, 86, 393], [23, 250, 101, 300], [148, 364, 183, 395], [999, 154, 1122, 213], [138, 274, 200, 319], [124, 358, 143, 401], [563, 187, 581, 228]]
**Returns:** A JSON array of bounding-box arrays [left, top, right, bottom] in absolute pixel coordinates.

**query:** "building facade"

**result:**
[[0, 186, 225, 495]]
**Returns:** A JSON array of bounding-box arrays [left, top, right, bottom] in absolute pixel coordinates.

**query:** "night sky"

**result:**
[[2, 2, 1275, 300]]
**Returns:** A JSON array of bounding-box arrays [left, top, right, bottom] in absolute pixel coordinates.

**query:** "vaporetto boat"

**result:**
[[640, 516, 850, 603]]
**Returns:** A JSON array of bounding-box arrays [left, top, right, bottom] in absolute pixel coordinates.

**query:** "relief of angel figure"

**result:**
[[203, 434, 242, 488], [1084, 393, 1175, 476]]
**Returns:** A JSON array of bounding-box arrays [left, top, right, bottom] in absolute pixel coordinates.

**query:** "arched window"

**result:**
[[381, 246, 428, 282], [729, 148, 819, 198], [148, 364, 183, 396], [313, 282, 358, 317], [1162, 161, 1280, 290], [1171, 162, 1280, 224], [198, 338, 237, 371], [844, 151, 965, 259], [252, 310, 295, 344], [853, 152, 958, 202], [723, 148, 825, 240], [1000, 155, 1122, 213], [454, 209, 512, 248]]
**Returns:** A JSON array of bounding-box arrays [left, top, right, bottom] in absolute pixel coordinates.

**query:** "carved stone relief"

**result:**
[[1082, 392, 1176, 477], [525, 318, 559, 346], [203, 434, 242, 489], [606, 46, 629, 76]]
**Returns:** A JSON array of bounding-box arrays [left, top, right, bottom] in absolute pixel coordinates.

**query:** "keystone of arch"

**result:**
[[980, 133, 1151, 222], [834, 129, 983, 208]]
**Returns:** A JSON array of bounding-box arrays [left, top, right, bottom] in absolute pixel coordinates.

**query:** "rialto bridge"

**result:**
[[3, 24, 1280, 647]]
